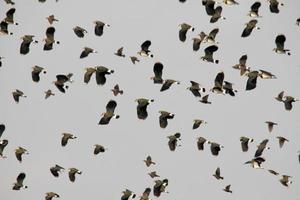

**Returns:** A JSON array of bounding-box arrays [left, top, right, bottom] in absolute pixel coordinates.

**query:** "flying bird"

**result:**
[[268, 169, 279, 176], [115, 47, 125, 57], [68, 168, 82, 182], [199, 95, 212, 104], [94, 20, 110, 36], [248, 2, 261, 17], [121, 189, 136, 200], [277, 136, 289, 148], [255, 139, 269, 157], [3, 0, 15, 5], [213, 167, 224, 180], [240, 136, 253, 152], [245, 157, 265, 169], [201, 45, 219, 63], [46, 15, 58, 24], [187, 81, 205, 97], [160, 79, 180, 92], [61, 133, 77, 147], [232, 54, 250, 76], [4, 8, 18, 25], [179, 23, 194, 42], [31, 65, 46, 82], [73, 26, 88, 38], [135, 98, 154, 120], [223, 185, 232, 193], [275, 91, 298, 110], [13, 172, 27, 190], [99, 100, 119, 125], [138, 40, 153, 57], [0, 124, 5, 138], [53, 73, 73, 93], [111, 84, 123, 96], [151, 62, 164, 84], [43, 27, 59, 50], [211, 71, 225, 94], [274, 34, 291, 55], [0, 139, 8, 158], [129, 56, 140, 64], [259, 70, 276, 79], [279, 175, 292, 187], [193, 119, 207, 129], [94, 144, 106, 155], [140, 188, 151, 200], [204, 28, 219, 43], [245, 70, 259, 90], [268, 0, 284, 13], [265, 121, 277, 133], [223, 0, 239, 5], [80, 47, 97, 59], [241, 19, 260, 37], [197, 136, 209, 150], [20, 35, 38, 55], [45, 192, 60, 200], [0, 21, 13, 35], [153, 179, 168, 197], [210, 142, 224, 156], [210, 6, 225, 23], [12, 89, 27, 103], [84, 67, 96, 84], [45, 89, 55, 99], [144, 155, 155, 167], [158, 111, 174, 128], [15, 147, 29, 162], [50, 164, 64, 177], [95, 66, 114, 85], [148, 171, 160, 178], [192, 32, 206, 51], [167, 132, 181, 151]]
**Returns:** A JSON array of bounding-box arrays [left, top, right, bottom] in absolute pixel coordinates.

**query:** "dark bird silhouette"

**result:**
[[274, 34, 291, 55], [94, 20, 110, 36], [0, 21, 13, 35], [138, 40, 153, 57], [45, 89, 55, 99], [31, 65, 46, 82], [248, 2, 261, 17], [46, 15, 58, 24], [151, 62, 164, 84], [94, 144, 106, 155], [12, 89, 27, 103], [179, 23, 194, 42], [115, 47, 125, 57], [135, 98, 154, 120], [192, 32, 206, 51], [144, 155, 155, 167], [275, 91, 298, 111], [232, 54, 250, 76], [193, 119, 207, 129], [268, 0, 284, 13], [255, 139, 269, 157], [73, 26, 87, 38], [0, 124, 5, 138], [99, 100, 119, 125], [61, 133, 77, 147], [245, 157, 265, 169], [4, 8, 18, 25], [140, 188, 151, 200], [160, 79, 180, 92], [15, 147, 29, 162], [265, 121, 277, 133], [148, 171, 160, 178], [211, 71, 225, 94], [95, 66, 114, 85], [80, 47, 97, 59], [268, 169, 279, 176], [245, 70, 259, 90], [45, 192, 60, 200], [199, 95, 212, 104], [43, 27, 59, 50], [50, 164, 64, 177], [68, 168, 82, 182], [197, 136, 209, 150], [210, 142, 224, 156], [242, 20, 260, 37], [201, 45, 219, 63], [277, 136, 289, 148], [187, 81, 205, 97], [0, 139, 8, 158], [213, 167, 224, 180], [204, 28, 219, 43], [167, 132, 181, 151], [13, 172, 27, 190], [84, 67, 96, 84], [130, 56, 140, 64], [153, 179, 168, 197], [159, 111, 174, 128], [20, 35, 38, 54], [111, 84, 123, 96], [53, 73, 73, 93], [121, 189, 136, 200], [240, 136, 253, 152]]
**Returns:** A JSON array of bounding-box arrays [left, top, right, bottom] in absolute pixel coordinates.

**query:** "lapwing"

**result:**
[[223, 185, 232, 193], [255, 139, 269, 157], [274, 34, 291, 55], [204, 28, 219, 43], [44, 90, 54, 99], [160, 79, 180, 92], [187, 81, 205, 97], [31, 65, 46, 82], [248, 2, 261, 17], [245, 157, 265, 169], [94, 20, 110, 36], [211, 71, 225, 94], [50, 164, 64, 177], [80, 47, 97, 59], [84, 67, 96, 84], [12, 89, 26, 103], [158, 111, 174, 128], [275, 91, 284, 102], [197, 136, 209, 150], [140, 188, 151, 200], [151, 62, 164, 84], [223, 81, 237, 96], [213, 167, 224, 180], [210, 142, 223, 156], [68, 168, 82, 182], [167, 132, 181, 151], [43, 27, 59, 51], [277, 136, 289, 148], [129, 56, 140, 64], [193, 119, 207, 129], [148, 171, 160, 178], [199, 94, 212, 104], [241, 19, 259, 37], [121, 189, 136, 200], [0, 139, 8, 158], [138, 40, 153, 57], [15, 147, 29, 162], [279, 175, 292, 187], [4, 8, 18, 25], [95, 66, 114, 85], [276, 92, 298, 111], [265, 121, 277, 133], [135, 98, 154, 120], [20, 35, 38, 55], [144, 155, 155, 167], [45, 192, 60, 200], [61, 133, 77, 147], [46, 15, 58, 25], [240, 136, 254, 152], [13, 172, 27, 190], [53, 73, 73, 93], [268, 0, 284, 13], [210, 6, 225, 23], [115, 47, 125, 57], [99, 100, 119, 125], [153, 179, 168, 197], [232, 54, 250, 76], [0, 21, 12, 35], [94, 144, 106, 155], [192, 32, 206, 51], [179, 23, 194, 42], [201, 45, 219, 63], [111, 84, 123, 96], [245, 70, 259, 90], [73, 26, 87, 38], [202, 0, 217, 16]]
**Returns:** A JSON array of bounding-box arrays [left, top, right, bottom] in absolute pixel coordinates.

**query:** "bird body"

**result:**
[[135, 98, 154, 120], [99, 100, 119, 125], [159, 111, 174, 128], [68, 168, 82, 182], [61, 133, 77, 147], [13, 172, 27, 190]]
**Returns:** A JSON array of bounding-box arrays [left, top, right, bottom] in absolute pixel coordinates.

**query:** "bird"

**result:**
[[223, 81, 237, 96], [211, 71, 225, 94], [111, 84, 123, 96], [50, 164, 65, 177], [45, 192, 60, 200], [144, 155, 155, 167], [268, 169, 279, 176], [232, 54, 250, 76], [223, 185, 232, 193], [15, 147, 29, 162], [115, 47, 125, 57], [187, 81, 205, 97], [245, 70, 259, 90], [43, 27, 59, 50], [45, 89, 55, 99], [160, 79, 180, 92], [0, 139, 8, 158], [138, 40, 153, 57], [61, 133, 77, 147], [279, 175, 292, 187], [240, 137, 253, 152], [193, 119, 207, 129], [213, 167, 224, 180], [31, 65, 46, 82], [0, 124, 5, 138], [276, 92, 298, 111], [265, 121, 277, 133], [192, 32, 206, 51], [241, 19, 260, 37], [73, 26, 88, 38], [140, 188, 151, 200], [4, 8, 18, 25], [158, 111, 175, 128], [46, 15, 58, 24], [245, 157, 266, 169], [201, 45, 219, 63], [135, 98, 154, 120], [210, 142, 224, 156], [275, 91, 284, 102], [248, 2, 261, 17], [84, 67, 96, 84], [197, 136, 209, 150], [199, 95, 212, 104], [204, 28, 219, 43], [13, 172, 27, 190], [277, 136, 289, 148], [68, 168, 82, 182], [0, 21, 12, 35], [121, 189, 136, 200], [3, 0, 15, 5], [268, 0, 284, 13], [53, 73, 73, 93], [167, 132, 181, 151], [99, 100, 119, 125], [223, 0, 239, 5], [12, 89, 27, 103], [20, 35, 38, 55], [210, 6, 225, 23], [94, 144, 106, 155], [255, 139, 269, 157], [202, 0, 217, 16], [94, 20, 110, 36], [129, 56, 140, 64], [151, 62, 164, 84], [274, 34, 291, 55], [80, 47, 97, 59], [95, 66, 114, 85], [179, 23, 194, 42], [259, 70, 276, 79], [153, 179, 168, 197], [148, 171, 160, 178]]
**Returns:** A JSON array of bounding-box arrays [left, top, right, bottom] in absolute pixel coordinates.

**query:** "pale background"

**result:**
[[0, 0, 300, 200]]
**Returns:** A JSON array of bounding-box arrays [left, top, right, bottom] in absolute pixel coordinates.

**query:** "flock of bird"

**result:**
[[0, 0, 300, 200]]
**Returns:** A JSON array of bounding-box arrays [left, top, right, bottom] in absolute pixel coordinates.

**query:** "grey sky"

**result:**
[[0, 0, 300, 200]]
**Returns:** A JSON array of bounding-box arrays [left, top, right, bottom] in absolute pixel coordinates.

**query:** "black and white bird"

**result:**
[[73, 26, 87, 38], [268, 0, 284, 13], [153, 179, 168, 197], [274, 34, 291, 55], [197, 136, 210, 150], [275, 91, 298, 111], [13, 172, 27, 190], [12, 89, 27, 103], [223, 185, 232, 193], [223, 0, 239, 5], [121, 189, 136, 200], [211, 71, 225, 94], [20, 35, 38, 55], [248, 2, 261, 17], [95, 66, 114, 85], [50, 164, 65, 177], [160, 79, 180, 92], [68, 168, 82, 182], [0, 139, 8, 158], [201, 45, 219, 63], [0, 21, 13, 35], [99, 100, 119, 125], [167, 132, 181, 151], [193, 119, 207, 129], [279, 175, 292, 187], [259, 70, 276, 79], [94, 20, 110, 36], [255, 139, 269, 157], [245, 157, 265, 169], [80, 47, 97, 59], [31, 65, 46, 82], [140, 188, 151, 200], [135, 98, 154, 120], [192, 32, 207, 51], [15, 147, 29, 162], [210, 142, 224, 156], [241, 20, 260, 37], [45, 192, 60, 200], [240, 136, 254, 152], [61, 133, 77, 147], [187, 81, 205, 97], [178, 23, 194, 42], [158, 111, 175, 128], [138, 40, 153, 57], [53, 73, 73, 93], [4, 8, 18, 25]]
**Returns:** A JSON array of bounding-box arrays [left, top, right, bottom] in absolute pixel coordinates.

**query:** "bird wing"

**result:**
[[210, 143, 221, 156], [141, 40, 151, 52], [275, 34, 286, 50], [251, 2, 261, 13], [106, 100, 117, 114], [160, 80, 173, 92], [16, 173, 26, 184], [197, 137, 206, 150], [269, 0, 279, 13], [153, 62, 163, 81], [50, 167, 59, 177], [205, 45, 218, 59], [84, 68, 95, 84], [61, 135, 69, 146], [214, 71, 224, 88], [246, 75, 258, 91], [0, 124, 5, 138], [168, 137, 177, 151], [208, 28, 219, 39], [239, 54, 247, 65], [95, 71, 107, 85], [6, 8, 15, 21], [159, 115, 168, 128], [68, 171, 76, 182], [205, 0, 215, 16], [46, 27, 55, 39], [137, 103, 148, 120]]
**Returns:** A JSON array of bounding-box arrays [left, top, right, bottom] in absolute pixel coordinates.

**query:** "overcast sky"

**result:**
[[0, 0, 300, 200]]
